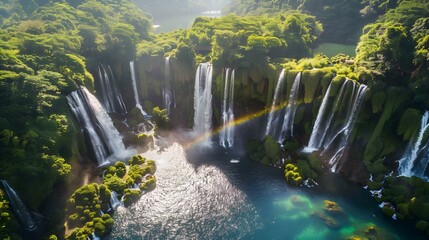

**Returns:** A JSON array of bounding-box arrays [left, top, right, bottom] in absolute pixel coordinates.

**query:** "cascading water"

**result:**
[[129, 60, 146, 115], [278, 72, 301, 143], [67, 87, 136, 165], [326, 83, 368, 172], [0, 180, 37, 231], [97, 64, 127, 114], [305, 79, 350, 151], [110, 191, 122, 209], [219, 68, 235, 148], [304, 79, 367, 171], [193, 62, 213, 140], [398, 111, 429, 178], [162, 57, 174, 115], [306, 82, 333, 151], [265, 69, 286, 137]]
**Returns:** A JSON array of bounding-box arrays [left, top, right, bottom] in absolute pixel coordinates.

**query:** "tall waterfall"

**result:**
[[0, 180, 37, 231], [265, 69, 286, 137], [326, 83, 368, 172], [277, 72, 302, 143], [305, 80, 350, 151], [219, 68, 235, 148], [97, 64, 127, 114], [398, 111, 429, 178], [129, 60, 146, 115], [305, 79, 367, 172], [67, 87, 136, 165], [162, 57, 174, 115], [193, 63, 213, 138]]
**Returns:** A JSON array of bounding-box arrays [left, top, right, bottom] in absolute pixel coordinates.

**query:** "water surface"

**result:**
[[109, 135, 424, 239]]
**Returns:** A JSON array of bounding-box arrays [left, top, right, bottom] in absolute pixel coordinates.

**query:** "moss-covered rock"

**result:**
[[123, 189, 142, 207], [323, 200, 344, 215], [314, 212, 340, 228], [301, 70, 322, 103], [284, 163, 303, 186], [129, 155, 146, 165], [397, 108, 421, 141], [382, 205, 395, 218], [140, 175, 157, 192], [329, 75, 346, 97], [416, 220, 429, 232], [367, 181, 383, 190]]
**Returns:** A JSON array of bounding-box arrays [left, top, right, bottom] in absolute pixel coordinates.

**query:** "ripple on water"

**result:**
[[108, 143, 262, 239]]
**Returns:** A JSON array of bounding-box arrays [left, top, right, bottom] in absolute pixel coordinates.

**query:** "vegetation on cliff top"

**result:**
[[0, 0, 152, 238]]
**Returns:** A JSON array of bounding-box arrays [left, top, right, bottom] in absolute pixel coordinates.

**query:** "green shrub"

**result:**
[[128, 155, 145, 165]]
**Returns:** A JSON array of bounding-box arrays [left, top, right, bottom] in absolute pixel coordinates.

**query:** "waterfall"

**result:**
[[219, 68, 235, 148], [110, 191, 122, 209], [0, 180, 37, 231], [265, 69, 286, 137], [305, 80, 349, 151], [91, 232, 101, 240], [304, 79, 368, 172], [162, 57, 174, 115], [278, 72, 302, 143], [129, 60, 146, 115], [398, 111, 429, 178], [306, 83, 333, 151], [97, 64, 127, 114], [67, 87, 136, 165], [193, 62, 213, 139], [326, 83, 368, 172]]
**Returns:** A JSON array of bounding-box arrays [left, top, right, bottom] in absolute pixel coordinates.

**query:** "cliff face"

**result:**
[[128, 56, 373, 182]]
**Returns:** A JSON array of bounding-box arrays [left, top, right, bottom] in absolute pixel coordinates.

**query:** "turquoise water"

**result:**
[[313, 43, 356, 57], [108, 134, 423, 239]]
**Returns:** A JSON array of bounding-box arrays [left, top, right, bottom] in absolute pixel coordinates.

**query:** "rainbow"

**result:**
[[183, 104, 287, 149]]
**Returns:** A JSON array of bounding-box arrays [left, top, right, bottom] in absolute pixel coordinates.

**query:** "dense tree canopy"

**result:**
[[138, 12, 322, 68], [0, 0, 152, 230]]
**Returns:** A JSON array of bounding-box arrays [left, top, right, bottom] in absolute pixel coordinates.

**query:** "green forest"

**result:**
[[0, 0, 429, 239]]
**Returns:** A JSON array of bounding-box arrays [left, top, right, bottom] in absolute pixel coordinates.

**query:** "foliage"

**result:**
[[152, 107, 171, 130], [284, 163, 303, 186], [226, 0, 381, 44], [247, 136, 281, 166], [66, 157, 157, 239], [397, 108, 421, 141], [0, 0, 152, 214], [0, 189, 17, 240], [128, 155, 146, 166], [377, 176, 429, 234], [138, 12, 322, 66]]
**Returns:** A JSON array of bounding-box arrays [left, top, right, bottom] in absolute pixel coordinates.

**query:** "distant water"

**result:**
[[108, 132, 424, 239], [152, 10, 222, 33], [313, 43, 356, 57]]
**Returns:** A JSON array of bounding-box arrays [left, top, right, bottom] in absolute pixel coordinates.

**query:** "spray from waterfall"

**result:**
[[219, 68, 235, 148], [193, 63, 213, 142], [67, 87, 136, 165], [97, 64, 127, 114]]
